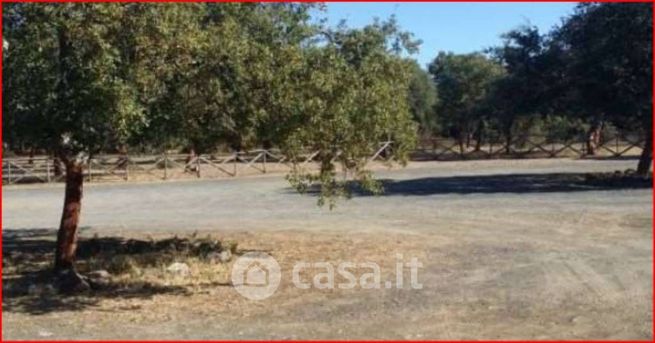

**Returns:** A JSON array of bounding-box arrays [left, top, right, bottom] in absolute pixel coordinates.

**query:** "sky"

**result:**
[[322, 2, 577, 68]]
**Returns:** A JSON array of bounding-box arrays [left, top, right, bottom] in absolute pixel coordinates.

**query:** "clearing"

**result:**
[[2, 158, 653, 340]]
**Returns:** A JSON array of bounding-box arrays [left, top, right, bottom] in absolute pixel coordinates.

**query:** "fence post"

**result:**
[[7, 162, 11, 184], [196, 155, 201, 178], [234, 153, 238, 176], [88, 157, 92, 182], [488, 139, 494, 159], [262, 151, 267, 173], [125, 156, 129, 181], [163, 152, 168, 180], [46, 158, 51, 182], [581, 141, 586, 157]]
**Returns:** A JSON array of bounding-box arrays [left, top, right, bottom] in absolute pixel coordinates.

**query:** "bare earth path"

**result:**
[[2, 158, 653, 340]]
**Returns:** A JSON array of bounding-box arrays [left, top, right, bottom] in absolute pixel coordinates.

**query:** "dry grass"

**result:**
[[2, 233, 239, 301]]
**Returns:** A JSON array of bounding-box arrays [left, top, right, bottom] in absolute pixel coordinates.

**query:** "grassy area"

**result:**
[[3, 233, 238, 309]]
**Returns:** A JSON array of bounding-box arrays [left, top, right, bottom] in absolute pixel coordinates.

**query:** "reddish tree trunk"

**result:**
[[586, 122, 603, 155], [185, 148, 198, 173], [637, 129, 652, 177], [54, 161, 84, 272]]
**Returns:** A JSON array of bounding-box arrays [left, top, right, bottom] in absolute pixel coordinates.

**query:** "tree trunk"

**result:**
[[637, 129, 652, 177], [474, 121, 484, 152], [585, 121, 603, 155], [457, 136, 465, 157], [185, 148, 198, 173], [53, 157, 63, 177], [54, 160, 84, 272], [53, 159, 90, 292], [503, 119, 514, 155]]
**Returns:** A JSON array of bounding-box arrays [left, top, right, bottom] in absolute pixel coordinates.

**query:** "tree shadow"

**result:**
[[376, 172, 651, 196], [2, 228, 232, 315], [295, 171, 651, 197]]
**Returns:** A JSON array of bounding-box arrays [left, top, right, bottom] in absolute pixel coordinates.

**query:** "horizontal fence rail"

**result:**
[[412, 133, 644, 161], [2, 134, 645, 185]]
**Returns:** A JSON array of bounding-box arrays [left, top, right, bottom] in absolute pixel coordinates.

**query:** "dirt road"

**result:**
[[2, 158, 653, 339]]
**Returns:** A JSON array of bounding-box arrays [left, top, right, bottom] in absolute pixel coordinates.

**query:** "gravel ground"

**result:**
[[2, 158, 653, 340]]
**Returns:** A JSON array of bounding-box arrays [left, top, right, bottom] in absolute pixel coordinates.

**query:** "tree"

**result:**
[[3, 4, 146, 290], [281, 18, 419, 208], [428, 52, 503, 152], [485, 25, 549, 153], [407, 61, 438, 138], [551, 3, 652, 173], [3, 4, 419, 291], [128, 3, 320, 155]]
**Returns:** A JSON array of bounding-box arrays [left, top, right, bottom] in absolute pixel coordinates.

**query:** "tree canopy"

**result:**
[[3, 3, 421, 286], [3, 3, 419, 203], [428, 51, 503, 146], [424, 3, 652, 171]]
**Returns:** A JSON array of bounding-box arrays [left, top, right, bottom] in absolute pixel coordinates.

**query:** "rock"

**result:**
[[87, 270, 111, 280], [87, 270, 112, 289], [208, 250, 232, 263], [38, 330, 53, 338], [166, 262, 190, 276], [219, 250, 232, 262]]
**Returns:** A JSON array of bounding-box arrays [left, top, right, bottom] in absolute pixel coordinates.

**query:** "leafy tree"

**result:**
[[485, 25, 549, 153], [3, 4, 146, 290], [550, 3, 652, 173], [127, 3, 321, 155], [3, 4, 419, 291], [428, 51, 503, 151], [282, 19, 419, 208], [407, 61, 438, 137]]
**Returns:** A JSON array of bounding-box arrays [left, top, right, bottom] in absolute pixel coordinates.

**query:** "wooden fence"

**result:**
[[2, 134, 644, 185], [2, 142, 393, 184], [412, 133, 644, 161]]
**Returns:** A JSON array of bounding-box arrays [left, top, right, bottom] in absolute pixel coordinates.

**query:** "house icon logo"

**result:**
[[231, 252, 281, 300], [244, 262, 269, 286]]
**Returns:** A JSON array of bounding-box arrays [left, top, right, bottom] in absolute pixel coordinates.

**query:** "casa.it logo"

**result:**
[[231, 252, 281, 300]]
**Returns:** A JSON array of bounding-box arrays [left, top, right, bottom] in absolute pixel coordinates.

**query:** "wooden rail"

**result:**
[[412, 134, 644, 161], [2, 135, 645, 184]]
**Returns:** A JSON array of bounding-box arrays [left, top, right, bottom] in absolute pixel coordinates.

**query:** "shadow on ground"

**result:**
[[2, 228, 232, 315], [294, 171, 652, 197]]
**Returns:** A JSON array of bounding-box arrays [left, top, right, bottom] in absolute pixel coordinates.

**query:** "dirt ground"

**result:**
[[2, 158, 653, 340]]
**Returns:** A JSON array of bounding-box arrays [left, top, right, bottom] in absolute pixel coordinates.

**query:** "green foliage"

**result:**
[[484, 25, 549, 140], [3, 3, 418, 206], [428, 52, 503, 138], [407, 61, 438, 136], [551, 3, 652, 131], [3, 4, 144, 156], [283, 19, 419, 208], [539, 115, 586, 143]]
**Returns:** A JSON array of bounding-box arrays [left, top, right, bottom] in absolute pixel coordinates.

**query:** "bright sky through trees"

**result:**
[[322, 2, 577, 68]]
